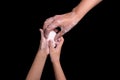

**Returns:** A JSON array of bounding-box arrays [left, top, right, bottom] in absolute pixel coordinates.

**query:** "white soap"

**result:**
[[47, 31, 56, 47]]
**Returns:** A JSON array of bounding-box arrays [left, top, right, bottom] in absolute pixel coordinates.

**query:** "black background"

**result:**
[[2, 0, 118, 80]]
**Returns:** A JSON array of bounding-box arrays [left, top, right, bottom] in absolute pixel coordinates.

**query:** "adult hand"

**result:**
[[43, 12, 80, 41]]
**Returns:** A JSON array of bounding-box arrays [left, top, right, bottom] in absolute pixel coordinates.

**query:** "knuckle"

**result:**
[[54, 15, 59, 17], [56, 20, 61, 24]]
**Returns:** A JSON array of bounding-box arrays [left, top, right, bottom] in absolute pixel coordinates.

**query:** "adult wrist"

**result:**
[[72, 9, 83, 22]]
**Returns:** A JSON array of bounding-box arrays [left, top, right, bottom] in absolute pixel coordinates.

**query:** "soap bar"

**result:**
[[47, 31, 56, 47]]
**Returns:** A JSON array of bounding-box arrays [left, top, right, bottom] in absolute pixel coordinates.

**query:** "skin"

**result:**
[[26, 29, 49, 80], [43, 0, 102, 40], [49, 37, 66, 80], [26, 29, 66, 80]]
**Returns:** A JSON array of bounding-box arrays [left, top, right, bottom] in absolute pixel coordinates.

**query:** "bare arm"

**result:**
[[26, 51, 48, 80], [49, 37, 66, 80], [72, 0, 102, 20], [43, 0, 102, 40], [26, 29, 49, 80], [52, 61, 66, 80]]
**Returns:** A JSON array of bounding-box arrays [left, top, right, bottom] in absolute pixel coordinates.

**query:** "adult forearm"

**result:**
[[26, 50, 48, 80], [72, 0, 102, 21], [52, 61, 66, 80]]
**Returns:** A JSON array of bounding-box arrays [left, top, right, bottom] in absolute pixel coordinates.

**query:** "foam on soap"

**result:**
[[47, 31, 56, 47]]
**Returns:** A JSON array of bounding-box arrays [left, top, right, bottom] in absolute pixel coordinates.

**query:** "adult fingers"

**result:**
[[43, 17, 54, 30], [54, 29, 66, 41], [44, 20, 60, 39]]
